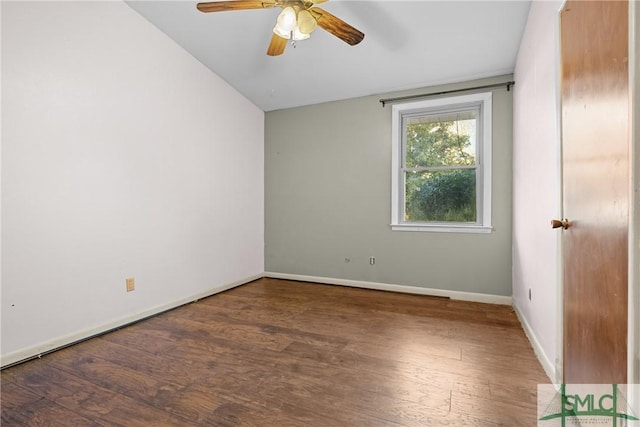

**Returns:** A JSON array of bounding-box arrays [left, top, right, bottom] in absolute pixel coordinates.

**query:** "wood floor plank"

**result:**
[[343, 334, 462, 361], [5, 360, 200, 426], [1, 278, 549, 426], [166, 301, 350, 351], [1, 382, 100, 427], [451, 390, 538, 426]]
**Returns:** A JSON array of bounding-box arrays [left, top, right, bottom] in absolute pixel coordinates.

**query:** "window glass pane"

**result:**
[[405, 110, 477, 168], [405, 169, 477, 222]]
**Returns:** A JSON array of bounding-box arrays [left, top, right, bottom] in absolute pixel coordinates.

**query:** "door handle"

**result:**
[[551, 218, 571, 229]]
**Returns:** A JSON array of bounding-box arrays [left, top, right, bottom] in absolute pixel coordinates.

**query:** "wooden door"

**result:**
[[560, 0, 629, 384]]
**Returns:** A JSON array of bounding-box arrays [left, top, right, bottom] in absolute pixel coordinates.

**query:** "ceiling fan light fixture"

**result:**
[[273, 6, 297, 38], [296, 9, 317, 34], [291, 27, 310, 41], [273, 25, 291, 39]]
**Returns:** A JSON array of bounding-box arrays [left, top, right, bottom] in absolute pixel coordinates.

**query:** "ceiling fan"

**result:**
[[196, 0, 365, 56]]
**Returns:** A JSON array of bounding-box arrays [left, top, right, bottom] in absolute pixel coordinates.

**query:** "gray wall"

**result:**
[[265, 75, 513, 296]]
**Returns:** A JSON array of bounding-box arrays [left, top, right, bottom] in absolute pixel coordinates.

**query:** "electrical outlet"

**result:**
[[126, 277, 135, 292], [369, 257, 375, 265]]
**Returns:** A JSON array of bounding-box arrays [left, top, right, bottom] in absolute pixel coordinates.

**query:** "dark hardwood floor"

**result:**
[[1, 278, 548, 426]]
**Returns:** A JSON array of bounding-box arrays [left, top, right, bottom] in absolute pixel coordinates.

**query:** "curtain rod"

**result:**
[[379, 81, 515, 107]]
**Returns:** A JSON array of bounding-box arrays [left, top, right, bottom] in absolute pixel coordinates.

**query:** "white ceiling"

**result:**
[[126, 0, 531, 111]]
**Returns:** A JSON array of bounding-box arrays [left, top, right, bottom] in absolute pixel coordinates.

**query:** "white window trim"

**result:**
[[391, 92, 493, 233]]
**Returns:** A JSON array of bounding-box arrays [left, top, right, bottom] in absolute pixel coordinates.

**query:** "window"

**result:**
[[391, 92, 492, 233]]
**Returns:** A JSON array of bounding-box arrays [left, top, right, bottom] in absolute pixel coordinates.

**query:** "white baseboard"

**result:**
[[512, 300, 556, 383], [264, 272, 513, 305], [0, 273, 262, 368]]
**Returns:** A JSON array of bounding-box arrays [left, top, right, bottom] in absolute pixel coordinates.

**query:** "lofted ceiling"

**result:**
[[126, 1, 531, 111]]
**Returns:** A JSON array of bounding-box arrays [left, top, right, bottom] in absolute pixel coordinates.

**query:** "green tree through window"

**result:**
[[403, 115, 477, 222]]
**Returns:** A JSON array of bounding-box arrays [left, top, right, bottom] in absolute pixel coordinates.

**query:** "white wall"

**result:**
[[512, 0, 563, 381], [1, 1, 264, 365]]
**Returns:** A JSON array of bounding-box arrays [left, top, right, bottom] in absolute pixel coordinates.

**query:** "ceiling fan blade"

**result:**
[[311, 7, 364, 46], [267, 33, 288, 56], [197, 0, 276, 13]]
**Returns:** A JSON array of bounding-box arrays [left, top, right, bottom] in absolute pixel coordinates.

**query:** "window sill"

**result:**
[[391, 223, 493, 234]]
